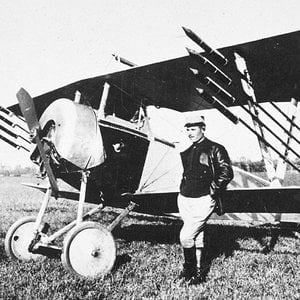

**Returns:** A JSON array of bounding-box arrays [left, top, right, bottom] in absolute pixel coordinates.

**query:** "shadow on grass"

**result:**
[[201, 224, 299, 280], [114, 218, 298, 246], [112, 254, 132, 272], [113, 219, 299, 275], [0, 244, 6, 262], [113, 221, 181, 245]]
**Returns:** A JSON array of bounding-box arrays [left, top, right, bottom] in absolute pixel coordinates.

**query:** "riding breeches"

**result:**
[[177, 193, 216, 248]]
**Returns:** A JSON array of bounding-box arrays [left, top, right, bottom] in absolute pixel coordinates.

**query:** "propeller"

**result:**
[[16, 88, 59, 196]]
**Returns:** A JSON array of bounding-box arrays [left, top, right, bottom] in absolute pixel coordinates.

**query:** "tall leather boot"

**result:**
[[193, 247, 206, 284], [179, 246, 197, 281]]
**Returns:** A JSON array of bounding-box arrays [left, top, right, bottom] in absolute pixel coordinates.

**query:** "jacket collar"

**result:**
[[192, 136, 206, 146]]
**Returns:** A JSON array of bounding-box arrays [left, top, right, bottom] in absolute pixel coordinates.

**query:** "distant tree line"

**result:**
[[232, 159, 265, 172], [0, 165, 37, 177], [233, 158, 300, 173]]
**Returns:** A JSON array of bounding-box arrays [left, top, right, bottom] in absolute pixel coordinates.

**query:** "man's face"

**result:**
[[186, 125, 205, 143]]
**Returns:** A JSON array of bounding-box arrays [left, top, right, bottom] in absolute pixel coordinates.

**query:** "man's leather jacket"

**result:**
[[180, 137, 233, 198]]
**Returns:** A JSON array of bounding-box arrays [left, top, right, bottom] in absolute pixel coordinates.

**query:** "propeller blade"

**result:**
[[16, 88, 40, 132], [16, 88, 59, 195]]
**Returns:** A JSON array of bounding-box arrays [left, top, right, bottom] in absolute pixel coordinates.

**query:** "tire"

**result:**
[[61, 221, 116, 278], [5, 216, 43, 261]]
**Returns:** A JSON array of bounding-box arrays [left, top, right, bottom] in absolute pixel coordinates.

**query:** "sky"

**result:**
[[1, 0, 300, 166]]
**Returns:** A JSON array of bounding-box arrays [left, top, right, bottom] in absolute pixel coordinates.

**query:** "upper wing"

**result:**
[[9, 30, 300, 117]]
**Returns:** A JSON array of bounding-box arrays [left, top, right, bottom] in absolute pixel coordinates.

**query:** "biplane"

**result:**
[[1, 27, 300, 278]]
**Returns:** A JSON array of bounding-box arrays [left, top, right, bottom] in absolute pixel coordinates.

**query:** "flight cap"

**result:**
[[184, 114, 205, 127]]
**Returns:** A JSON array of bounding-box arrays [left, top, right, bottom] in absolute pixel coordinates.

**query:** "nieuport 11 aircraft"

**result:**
[[1, 27, 300, 278]]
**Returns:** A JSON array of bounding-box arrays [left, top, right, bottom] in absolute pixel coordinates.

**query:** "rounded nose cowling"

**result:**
[[39, 98, 105, 169]]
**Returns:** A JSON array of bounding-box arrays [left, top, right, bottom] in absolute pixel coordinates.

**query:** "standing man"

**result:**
[[178, 114, 233, 285]]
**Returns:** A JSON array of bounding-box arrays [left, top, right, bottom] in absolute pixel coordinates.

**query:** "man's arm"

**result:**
[[211, 144, 234, 193]]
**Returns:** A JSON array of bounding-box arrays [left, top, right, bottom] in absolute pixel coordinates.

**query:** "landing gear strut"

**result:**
[[5, 170, 138, 278]]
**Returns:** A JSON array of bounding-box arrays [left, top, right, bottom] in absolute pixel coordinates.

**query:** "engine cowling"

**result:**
[[39, 98, 105, 169]]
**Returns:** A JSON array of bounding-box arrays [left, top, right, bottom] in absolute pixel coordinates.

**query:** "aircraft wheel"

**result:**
[[61, 221, 116, 278], [5, 216, 43, 261]]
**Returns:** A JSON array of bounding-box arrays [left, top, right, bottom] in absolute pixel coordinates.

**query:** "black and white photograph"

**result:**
[[0, 1, 299, 299]]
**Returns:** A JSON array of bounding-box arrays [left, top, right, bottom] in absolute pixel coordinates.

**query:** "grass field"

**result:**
[[0, 176, 300, 299]]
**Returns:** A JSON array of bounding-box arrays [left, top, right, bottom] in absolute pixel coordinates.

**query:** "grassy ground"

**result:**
[[0, 176, 299, 299]]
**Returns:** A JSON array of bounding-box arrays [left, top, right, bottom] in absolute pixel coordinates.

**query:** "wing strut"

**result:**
[[270, 101, 300, 132], [274, 98, 298, 183], [97, 82, 111, 120], [234, 52, 276, 182]]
